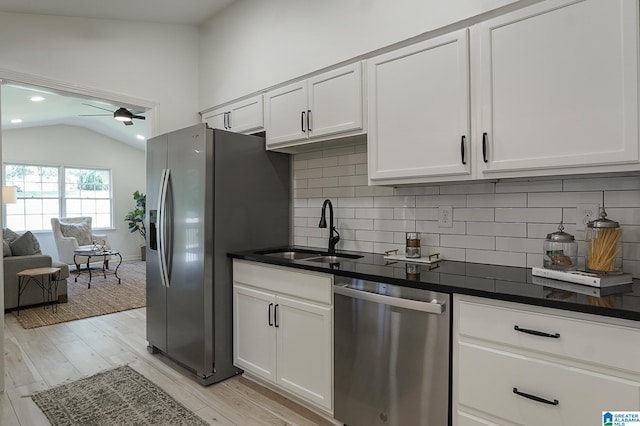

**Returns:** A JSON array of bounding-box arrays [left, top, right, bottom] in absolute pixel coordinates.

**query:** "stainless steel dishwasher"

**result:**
[[334, 277, 450, 426]]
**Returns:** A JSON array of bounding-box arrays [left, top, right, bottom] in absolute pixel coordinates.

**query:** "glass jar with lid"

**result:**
[[543, 222, 577, 270], [586, 207, 622, 273]]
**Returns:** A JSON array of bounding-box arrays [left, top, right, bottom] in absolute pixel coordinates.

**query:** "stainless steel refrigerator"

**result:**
[[146, 123, 290, 385]]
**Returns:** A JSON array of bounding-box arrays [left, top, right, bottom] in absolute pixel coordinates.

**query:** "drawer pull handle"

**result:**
[[274, 304, 279, 328], [513, 387, 559, 406], [268, 303, 273, 326], [514, 325, 560, 339]]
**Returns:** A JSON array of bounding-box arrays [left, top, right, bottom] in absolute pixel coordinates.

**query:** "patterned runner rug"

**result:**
[[13, 261, 146, 329], [31, 365, 208, 426]]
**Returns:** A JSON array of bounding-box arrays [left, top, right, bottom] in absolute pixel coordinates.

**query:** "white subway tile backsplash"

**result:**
[[495, 237, 543, 253], [308, 177, 339, 188], [291, 148, 640, 277], [606, 208, 640, 225], [323, 165, 356, 177], [417, 221, 466, 234], [356, 230, 395, 243], [308, 156, 338, 169], [393, 208, 416, 220], [496, 179, 563, 193], [323, 187, 355, 198], [441, 182, 495, 194], [441, 234, 495, 250], [294, 168, 323, 179], [338, 175, 368, 186], [466, 249, 526, 267], [563, 175, 640, 191], [454, 208, 494, 222], [495, 208, 562, 223], [467, 193, 527, 208], [356, 185, 394, 197], [374, 196, 416, 208], [336, 218, 374, 230], [356, 208, 394, 219], [374, 219, 415, 232], [527, 191, 602, 207], [416, 195, 466, 207], [338, 152, 367, 165], [605, 190, 640, 207], [338, 197, 374, 208], [415, 208, 439, 220], [467, 222, 526, 237], [394, 185, 440, 196]]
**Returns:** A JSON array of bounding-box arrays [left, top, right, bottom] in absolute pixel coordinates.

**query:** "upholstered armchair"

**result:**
[[51, 217, 111, 270]]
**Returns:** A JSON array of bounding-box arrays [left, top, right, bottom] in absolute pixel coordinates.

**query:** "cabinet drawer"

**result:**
[[458, 343, 640, 426], [233, 260, 332, 304], [458, 300, 640, 373]]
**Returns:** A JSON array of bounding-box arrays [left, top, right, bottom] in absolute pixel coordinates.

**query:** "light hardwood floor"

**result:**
[[2, 308, 334, 425]]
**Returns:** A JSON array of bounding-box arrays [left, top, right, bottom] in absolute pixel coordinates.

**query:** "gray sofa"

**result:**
[[3, 228, 70, 311], [3, 254, 69, 310]]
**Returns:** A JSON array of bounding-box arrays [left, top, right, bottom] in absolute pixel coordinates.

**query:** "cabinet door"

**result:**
[[368, 29, 471, 184], [202, 108, 227, 130], [474, 0, 639, 178], [458, 342, 640, 425], [228, 95, 264, 134], [265, 81, 308, 147], [308, 62, 363, 140], [233, 285, 277, 382], [275, 295, 332, 412]]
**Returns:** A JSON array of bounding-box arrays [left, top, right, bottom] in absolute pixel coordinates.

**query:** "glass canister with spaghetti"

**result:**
[[586, 207, 622, 273]]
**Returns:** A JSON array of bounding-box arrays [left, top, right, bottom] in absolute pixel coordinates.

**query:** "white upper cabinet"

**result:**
[[202, 94, 264, 134], [265, 62, 365, 150], [473, 0, 639, 179], [368, 29, 471, 184]]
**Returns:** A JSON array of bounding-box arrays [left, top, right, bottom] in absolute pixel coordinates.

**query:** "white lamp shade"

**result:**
[[2, 186, 17, 204]]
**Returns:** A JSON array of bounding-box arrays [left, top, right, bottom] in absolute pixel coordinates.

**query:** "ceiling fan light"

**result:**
[[113, 107, 133, 122]]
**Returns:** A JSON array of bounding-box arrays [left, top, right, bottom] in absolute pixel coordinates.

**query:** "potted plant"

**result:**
[[124, 190, 146, 260]]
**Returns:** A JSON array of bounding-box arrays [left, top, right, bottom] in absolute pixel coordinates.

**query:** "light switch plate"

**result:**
[[438, 206, 453, 228]]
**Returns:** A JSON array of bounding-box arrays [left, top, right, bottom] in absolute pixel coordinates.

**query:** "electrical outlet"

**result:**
[[577, 203, 599, 229], [438, 206, 453, 228]]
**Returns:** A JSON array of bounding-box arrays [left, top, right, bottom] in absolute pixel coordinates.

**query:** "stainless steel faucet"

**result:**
[[319, 199, 340, 253]]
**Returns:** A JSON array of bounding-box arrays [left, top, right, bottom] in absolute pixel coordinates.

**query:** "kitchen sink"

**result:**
[[257, 249, 363, 263], [262, 250, 321, 260], [304, 253, 363, 263]]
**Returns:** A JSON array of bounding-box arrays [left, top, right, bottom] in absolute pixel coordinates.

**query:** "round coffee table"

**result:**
[[73, 249, 123, 288]]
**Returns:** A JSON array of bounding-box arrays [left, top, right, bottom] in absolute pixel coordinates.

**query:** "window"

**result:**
[[3, 163, 112, 232]]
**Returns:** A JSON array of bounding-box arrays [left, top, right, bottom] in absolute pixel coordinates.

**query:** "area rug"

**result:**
[[31, 365, 208, 426], [13, 261, 146, 329]]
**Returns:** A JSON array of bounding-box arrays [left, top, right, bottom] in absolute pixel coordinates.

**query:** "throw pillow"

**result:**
[[3, 228, 20, 242], [3, 239, 11, 257], [59, 221, 93, 246], [9, 231, 42, 256]]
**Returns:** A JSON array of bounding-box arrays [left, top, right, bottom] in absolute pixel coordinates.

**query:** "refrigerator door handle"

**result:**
[[157, 168, 171, 288]]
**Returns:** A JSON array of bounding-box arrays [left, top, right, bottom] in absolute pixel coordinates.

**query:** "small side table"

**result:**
[[73, 249, 122, 288], [16, 267, 61, 316]]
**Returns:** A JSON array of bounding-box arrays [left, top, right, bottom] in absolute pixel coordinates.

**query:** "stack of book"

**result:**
[[531, 267, 633, 288]]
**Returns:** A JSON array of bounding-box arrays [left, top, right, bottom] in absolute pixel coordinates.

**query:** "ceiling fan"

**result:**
[[80, 103, 146, 126]]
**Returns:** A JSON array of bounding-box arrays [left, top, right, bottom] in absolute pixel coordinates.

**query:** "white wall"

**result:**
[[198, 0, 524, 109], [3, 125, 145, 261], [0, 11, 201, 137]]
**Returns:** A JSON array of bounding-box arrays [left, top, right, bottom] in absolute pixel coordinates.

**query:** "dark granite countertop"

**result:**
[[229, 246, 640, 322]]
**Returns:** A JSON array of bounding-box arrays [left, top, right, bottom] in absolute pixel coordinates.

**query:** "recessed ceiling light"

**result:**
[[10, 119, 22, 124], [30, 96, 45, 102], [136, 135, 146, 140]]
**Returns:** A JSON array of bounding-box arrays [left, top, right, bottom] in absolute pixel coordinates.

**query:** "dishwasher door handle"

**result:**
[[334, 285, 446, 314]]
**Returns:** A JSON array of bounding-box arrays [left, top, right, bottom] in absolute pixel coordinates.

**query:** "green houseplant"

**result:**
[[124, 190, 146, 260]]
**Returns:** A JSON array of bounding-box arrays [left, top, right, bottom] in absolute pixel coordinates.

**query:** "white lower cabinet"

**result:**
[[232, 260, 333, 414], [454, 295, 640, 426]]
